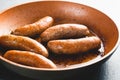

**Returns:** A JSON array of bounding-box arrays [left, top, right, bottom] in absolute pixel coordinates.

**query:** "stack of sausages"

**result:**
[[0, 16, 101, 69]]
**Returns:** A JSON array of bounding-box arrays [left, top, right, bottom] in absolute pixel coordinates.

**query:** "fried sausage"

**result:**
[[4, 50, 57, 68], [12, 16, 54, 37], [40, 24, 90, 42], [35, 37, 41, 43], [47, 36, 101, 54], [0, 35, 48, 57]]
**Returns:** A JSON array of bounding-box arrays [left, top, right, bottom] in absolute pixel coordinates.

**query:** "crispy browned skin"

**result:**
[[12, 16, 54, 37], [0, 35, 48, 57], [40, 24, 90, 42], [47, 36, 101, 54], [4, 50, 57, 68]]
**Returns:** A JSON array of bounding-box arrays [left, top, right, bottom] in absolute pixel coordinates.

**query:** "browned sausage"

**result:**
[[47, 36, 101, 54], [4, 50, 57, 68], [35, 37, 41, 43], [0, 35, 48, 57], [40, 24, 90, 42], [12, 16, 54, 37]]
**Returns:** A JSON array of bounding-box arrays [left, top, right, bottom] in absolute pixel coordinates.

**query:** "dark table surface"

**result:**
[[0, 0, 120, 80]]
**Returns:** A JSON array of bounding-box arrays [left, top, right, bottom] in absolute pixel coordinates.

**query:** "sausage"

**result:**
[[0, 35, 48, 57], [35, 37, 41, 43], [4, 50, 57, 68], [11, 16, 54, 37], [47, 36, 101, 54], [40, 24, 90, 42]]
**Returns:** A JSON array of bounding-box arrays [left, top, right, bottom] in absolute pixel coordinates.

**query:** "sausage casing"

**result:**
[[4, 50, 56, 68], [40, 24, 90, 42], [0, 35, 48, 57], [12, 16, 53, 37], [47, 36, 101, 54]]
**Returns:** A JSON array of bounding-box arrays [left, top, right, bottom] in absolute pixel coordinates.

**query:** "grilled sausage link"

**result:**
[[40, 24, 90, 42], [12, 16, 53, 37], [4, 50, 56, 68], [47, 36, 101, 54], [0, 35, 48, 57]]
